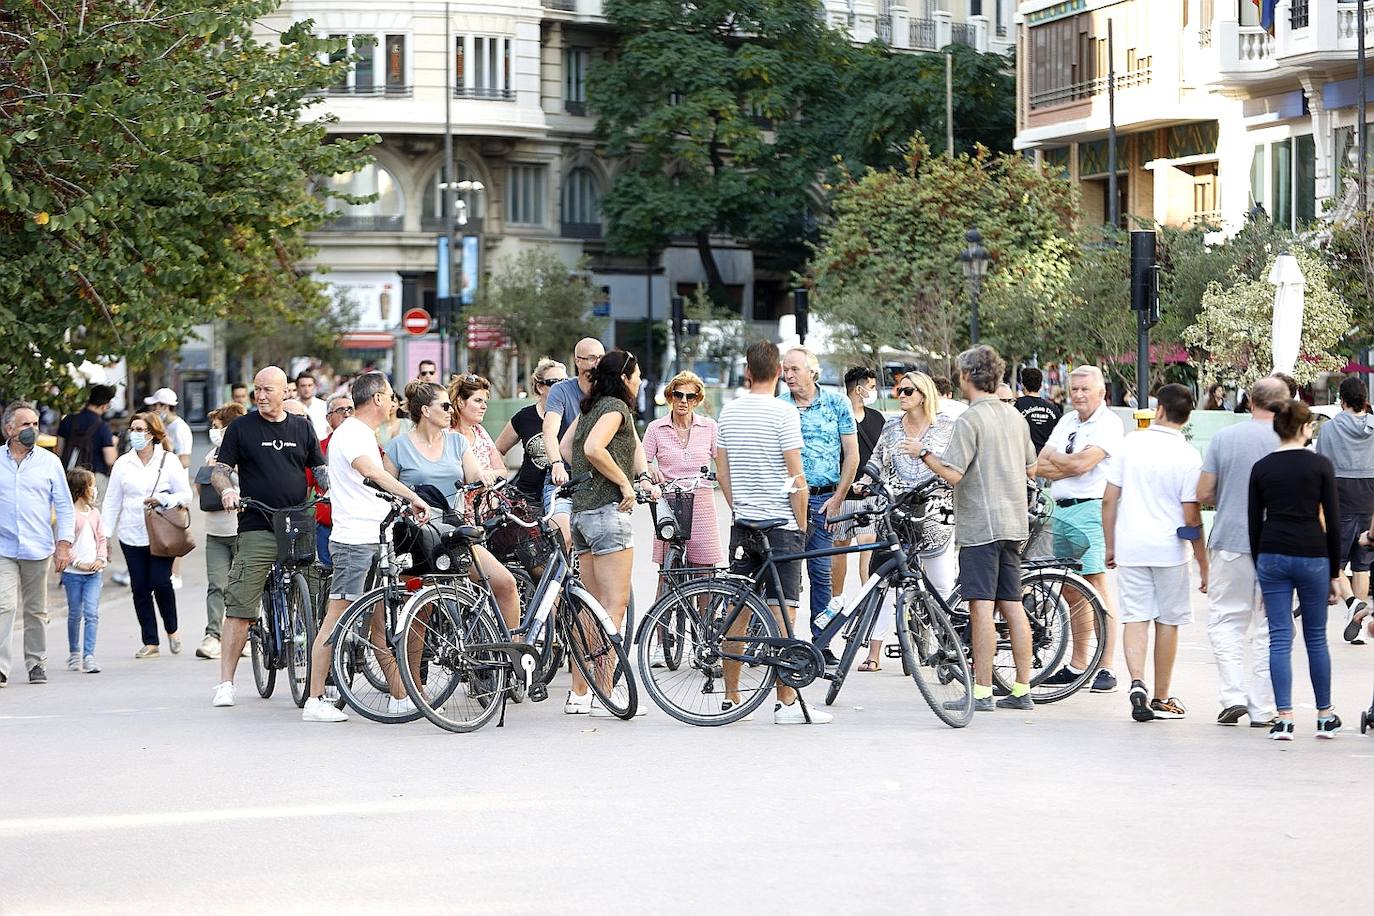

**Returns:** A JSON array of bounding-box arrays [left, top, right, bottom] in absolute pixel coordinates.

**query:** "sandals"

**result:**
[[858, 659, 881, 672]]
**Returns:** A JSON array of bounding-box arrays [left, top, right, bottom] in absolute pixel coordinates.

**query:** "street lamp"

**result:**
[[958, 227, 990, 344]]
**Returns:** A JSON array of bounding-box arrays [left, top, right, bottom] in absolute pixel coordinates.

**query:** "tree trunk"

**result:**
[[694, 230, 727, 303]]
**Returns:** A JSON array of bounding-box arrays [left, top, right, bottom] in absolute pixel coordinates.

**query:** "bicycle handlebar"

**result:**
[[239, 495, 326, 516]]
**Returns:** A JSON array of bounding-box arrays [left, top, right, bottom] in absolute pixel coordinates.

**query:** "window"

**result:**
[[320, 164, 404, 230], [996, 0, 1007, 37], [565, 48, 589, 114], [1249, 145, 1266, 210], [506, 164, 546, 226], [325, 33, 409, 95], [456, 35, 514, 100], [971, 1, 983, 15], [1271, 139, 1293, 230], [1239, 0, 1260, 27], [1028, 15, 1093, 109], [562, 167, 601, 233], [1295, 134, 1315, 225]]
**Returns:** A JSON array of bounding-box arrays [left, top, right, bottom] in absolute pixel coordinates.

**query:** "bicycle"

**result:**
[[419, 473, 640, 719], [240, 497, 323, 709], [641, 466, 718, 672], [635, 475, 974, 727]]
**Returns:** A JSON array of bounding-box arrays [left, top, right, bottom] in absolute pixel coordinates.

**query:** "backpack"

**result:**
[[60, 413, 98, 471]]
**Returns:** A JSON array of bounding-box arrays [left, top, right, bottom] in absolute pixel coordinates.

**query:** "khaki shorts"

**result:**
[[224, 530, 278, 620]]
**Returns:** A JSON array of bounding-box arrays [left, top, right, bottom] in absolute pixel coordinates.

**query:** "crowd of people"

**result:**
[[3, 340, 1372, 738]]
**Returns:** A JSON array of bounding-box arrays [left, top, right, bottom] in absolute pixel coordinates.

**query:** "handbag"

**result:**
[[145, 452, 196, 558], [194, 462, 224, 512]]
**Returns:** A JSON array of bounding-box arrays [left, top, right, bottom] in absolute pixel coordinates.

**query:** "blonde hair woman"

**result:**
[[643, 370, 722, 568]]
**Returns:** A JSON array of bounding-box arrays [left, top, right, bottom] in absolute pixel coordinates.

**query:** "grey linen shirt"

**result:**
[[939, 395, 1037, 547]]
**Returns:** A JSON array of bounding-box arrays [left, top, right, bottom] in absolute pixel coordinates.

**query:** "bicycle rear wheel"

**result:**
[[249, 609, 275, 699], [562, 590, 637, 719], [897, 586, 974, 728], [638, 579, 778, 726], [398, 583, 508, 733], [328, 587, 422, 724], [286, 572, 315, 708], [1000, 569, 1105, 703]]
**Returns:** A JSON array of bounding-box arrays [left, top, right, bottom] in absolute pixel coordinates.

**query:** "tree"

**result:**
[[0, 1, 373, 399], [1183, 245, 1351, 388], [674, 283, 748, 382], [808, 135, 1078, 374], [482, 246, 605, 384]]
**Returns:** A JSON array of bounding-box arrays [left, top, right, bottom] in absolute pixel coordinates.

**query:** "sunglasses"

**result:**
[[535, 376, 565, 388], [418, 370, 437, 378], [432, 402, 454, 412], [669, 390, 700, 402], [894, 386, 916, 396], [328, 406, 354, 416], [1065, 431, 1078, 454]]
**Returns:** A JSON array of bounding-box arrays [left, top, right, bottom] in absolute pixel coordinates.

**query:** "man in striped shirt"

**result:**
[[717, 340, 831, 725]]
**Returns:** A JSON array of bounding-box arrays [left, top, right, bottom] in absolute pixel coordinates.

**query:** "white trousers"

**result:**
[[869, 539, 958, 642], [1205, 549, 1275, 718]]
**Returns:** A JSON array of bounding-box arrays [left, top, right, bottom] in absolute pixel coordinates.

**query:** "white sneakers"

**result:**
[[303, 697, 348, 722], [773, 701, 833, 725], [212, 681, 235, 707], [66, 653, 80, 671], [590, 689, 646, 718], [387, 696, 417, 716], [564, 690, 592, 714], [168, 633, 183, 655], [649, 645, 667, 668], [196, 636, 221, 659]]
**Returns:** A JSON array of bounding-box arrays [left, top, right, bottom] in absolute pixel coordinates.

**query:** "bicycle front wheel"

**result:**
[[286, 572, 316, 709], [562, 590, 637, 719], [638, 579, 778, 726], [897, 586, 974, 728], [398, 583, 509, 733], [328, 587, 422, 724]]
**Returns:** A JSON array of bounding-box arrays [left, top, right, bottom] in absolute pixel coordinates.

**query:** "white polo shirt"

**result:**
[[1044, 402, 1124, 500], [1105, 425, 1201, 567]]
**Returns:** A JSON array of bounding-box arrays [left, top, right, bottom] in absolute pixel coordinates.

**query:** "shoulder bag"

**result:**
[[146, 452, 196, 558]]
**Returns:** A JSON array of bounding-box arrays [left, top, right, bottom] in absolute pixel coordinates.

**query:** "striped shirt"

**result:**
[[718, 393, 803, 528]]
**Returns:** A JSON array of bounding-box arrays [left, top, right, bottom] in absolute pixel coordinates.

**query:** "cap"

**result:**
[[144, 387, 178, 407]]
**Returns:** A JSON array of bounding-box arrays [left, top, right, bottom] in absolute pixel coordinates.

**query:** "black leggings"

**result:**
[[121, 542, 177, 647]]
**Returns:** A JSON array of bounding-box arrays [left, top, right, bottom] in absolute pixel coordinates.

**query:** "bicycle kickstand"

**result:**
[[795, 690, 814, 725]]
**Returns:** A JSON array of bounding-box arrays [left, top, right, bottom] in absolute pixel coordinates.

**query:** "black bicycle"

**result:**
[[240, 497, 322, 708], [640, 467, 718, 672], [636, 475, 973, 727]]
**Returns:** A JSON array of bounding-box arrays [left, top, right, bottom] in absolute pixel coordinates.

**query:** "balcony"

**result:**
[[421, 217, 484, 235], [1215, 1, 1373, 79], [454, 86, 515, 102], [542, 0, 576, 10], [950, 22, 977, 47], [877, 14, 892, 44], [561, 221, 603, 240], [322, 215, 405, 232], [1028, 66, 1153, 111], [910, 18, 936, 51], [316, 84, 413, 99]]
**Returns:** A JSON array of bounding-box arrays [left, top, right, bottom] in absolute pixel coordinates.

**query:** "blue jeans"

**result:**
[[806, 491, 835, 648], [1255, 553, 1332, 712], [61, 571, 101, 657], [316, 523, 333, 568]]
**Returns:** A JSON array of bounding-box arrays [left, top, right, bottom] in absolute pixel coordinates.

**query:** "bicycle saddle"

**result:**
[[441, 524, 485, 546], [734, 518, 787, 531]]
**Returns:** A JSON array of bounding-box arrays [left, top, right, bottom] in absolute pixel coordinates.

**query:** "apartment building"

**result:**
[[1014, 0, 1372, 234], [252, 1, 1013, 379]]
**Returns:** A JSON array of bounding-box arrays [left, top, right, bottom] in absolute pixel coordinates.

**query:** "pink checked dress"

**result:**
[[643, 413, 722, 566]]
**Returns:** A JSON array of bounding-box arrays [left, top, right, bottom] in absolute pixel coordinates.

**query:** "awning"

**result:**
[[340, 332, 395, 350]]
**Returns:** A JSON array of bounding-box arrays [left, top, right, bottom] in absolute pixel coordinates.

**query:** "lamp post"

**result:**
[[959, 227, 990, 344], [439, 177, 483, 373]]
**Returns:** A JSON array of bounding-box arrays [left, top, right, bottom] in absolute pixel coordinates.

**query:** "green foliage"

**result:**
[[482, 246, 605, 382], [675, 283, 748, 373], [0, 1, 374, 400], [1326, 209, 1374, 339], [1184, 245, 1352, 388], [808, 135, 1078, 374]]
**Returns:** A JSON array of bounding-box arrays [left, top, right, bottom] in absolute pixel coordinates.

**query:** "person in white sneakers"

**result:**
[[1102, 384, 1207, 723], [1315, 376, 1374, 645], [144, 387, 193, 591], [302, 371, 429, 723]]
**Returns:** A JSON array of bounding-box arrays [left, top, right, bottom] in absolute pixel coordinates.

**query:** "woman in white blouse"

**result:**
[[102, 412, 191, 658]]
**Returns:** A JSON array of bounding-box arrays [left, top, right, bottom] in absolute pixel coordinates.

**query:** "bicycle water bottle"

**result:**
[[812, 597, 844, 630]]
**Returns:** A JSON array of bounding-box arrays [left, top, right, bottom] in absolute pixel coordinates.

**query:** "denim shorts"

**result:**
[[328, 542, 379, 601], [570, 503, 634, 556], [543, 479, 573, 518]]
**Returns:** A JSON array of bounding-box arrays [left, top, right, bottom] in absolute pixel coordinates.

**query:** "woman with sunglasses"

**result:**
[[859, 371, 957, 671], [494, 358, 567, 507], [643, 370, 722, 573], [564, 349, 654, 716], [382, 382, 520, 632]]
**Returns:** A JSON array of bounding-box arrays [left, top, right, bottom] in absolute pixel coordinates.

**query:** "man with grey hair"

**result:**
[[311, 390, 355, 570], [0, 401, 75, 686], [1195, 375, 1285, 727], [920, 346, 1038, 711], [1034, 364, 1125, 694]]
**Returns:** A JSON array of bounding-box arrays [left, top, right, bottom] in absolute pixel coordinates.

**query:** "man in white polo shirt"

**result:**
[[1034, 365, 1125, 693], [1103, 384, 1207, 722]]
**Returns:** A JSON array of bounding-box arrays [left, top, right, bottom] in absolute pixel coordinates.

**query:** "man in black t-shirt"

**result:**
[[207, 366, 327, 709], [56, 384, 117, 478], [1014, 367, 1062, 454]]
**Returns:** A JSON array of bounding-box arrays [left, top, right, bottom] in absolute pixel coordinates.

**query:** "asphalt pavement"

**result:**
[[3, 454, 1374, 915]]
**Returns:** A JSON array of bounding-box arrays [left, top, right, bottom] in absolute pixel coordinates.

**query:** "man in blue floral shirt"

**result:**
[[780, 347, 858, 664]]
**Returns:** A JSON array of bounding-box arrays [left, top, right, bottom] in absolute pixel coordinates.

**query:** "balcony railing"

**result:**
[[454, 86, 515, 101], [542, 0, 576, 10], [950, 22, 977, 47], [1236, 25, 1274, 65], [1337, 2, 1374, 43], [561, 221, 603, 240], [877, 14, 892, 44], [421, 217, 484, 235], [1290, 0, 1310, 29], [1028, 66, 1153, 110], [318, 84, 413, 98], [322, 215, 405, 231], [910, 18, 937, 50]]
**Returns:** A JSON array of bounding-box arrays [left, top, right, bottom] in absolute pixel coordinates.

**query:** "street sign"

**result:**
[[403, 308, 431, 336], [466, 315, 506, 350]]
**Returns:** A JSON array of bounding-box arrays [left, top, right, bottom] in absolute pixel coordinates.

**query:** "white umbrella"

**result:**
[[1269, 252, 1305, 376]]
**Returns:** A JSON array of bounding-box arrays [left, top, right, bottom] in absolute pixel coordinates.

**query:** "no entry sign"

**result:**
[[403, 308, 431, 336]]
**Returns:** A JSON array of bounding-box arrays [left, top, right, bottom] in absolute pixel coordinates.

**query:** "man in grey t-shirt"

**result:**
[[1196, 376, 1284, 727]]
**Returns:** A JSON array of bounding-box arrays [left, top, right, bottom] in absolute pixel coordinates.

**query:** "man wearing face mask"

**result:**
[[0, 401, 76, 686], [828, 367, 887, 622]]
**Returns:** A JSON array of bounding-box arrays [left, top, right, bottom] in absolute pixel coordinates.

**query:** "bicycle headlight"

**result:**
[[434, 553, 452, 572]]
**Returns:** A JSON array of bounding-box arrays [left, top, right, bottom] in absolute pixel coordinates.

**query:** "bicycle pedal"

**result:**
[[884, 644, 902, 659], [528, 684, 549, 703]]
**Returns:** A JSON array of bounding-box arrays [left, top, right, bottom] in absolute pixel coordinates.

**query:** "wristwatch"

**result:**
[[918, 447, 931, 460], [551, 460, 565, 467]]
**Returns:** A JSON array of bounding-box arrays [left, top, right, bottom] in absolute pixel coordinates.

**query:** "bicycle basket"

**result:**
[[892, 486, 953, 558], [272, 507, 317, 567], [651, 489, 696, 542], [1022, 509, 1092, 563], [478, 491, 551, 572]]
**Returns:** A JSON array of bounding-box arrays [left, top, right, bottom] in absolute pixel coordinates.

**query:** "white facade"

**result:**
[[1014, 0, 1373, 235]]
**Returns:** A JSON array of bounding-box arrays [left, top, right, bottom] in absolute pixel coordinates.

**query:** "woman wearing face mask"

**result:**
[[193, 402, 247, 660], [102, 412, 192, 658]]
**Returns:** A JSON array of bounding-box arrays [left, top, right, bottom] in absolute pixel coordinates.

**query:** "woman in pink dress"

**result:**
[[643, 371, 722, 568]]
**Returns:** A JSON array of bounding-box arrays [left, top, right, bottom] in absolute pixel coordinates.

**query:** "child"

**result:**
[[1102, 384, 1208, 722], [63, 468, 108, 674]]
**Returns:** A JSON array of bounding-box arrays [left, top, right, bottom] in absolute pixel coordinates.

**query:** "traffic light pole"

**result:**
[[1129, 230, 1157, 409]]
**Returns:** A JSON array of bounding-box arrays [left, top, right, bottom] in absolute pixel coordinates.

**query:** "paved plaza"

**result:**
[[3, 489, 1374, 915]]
